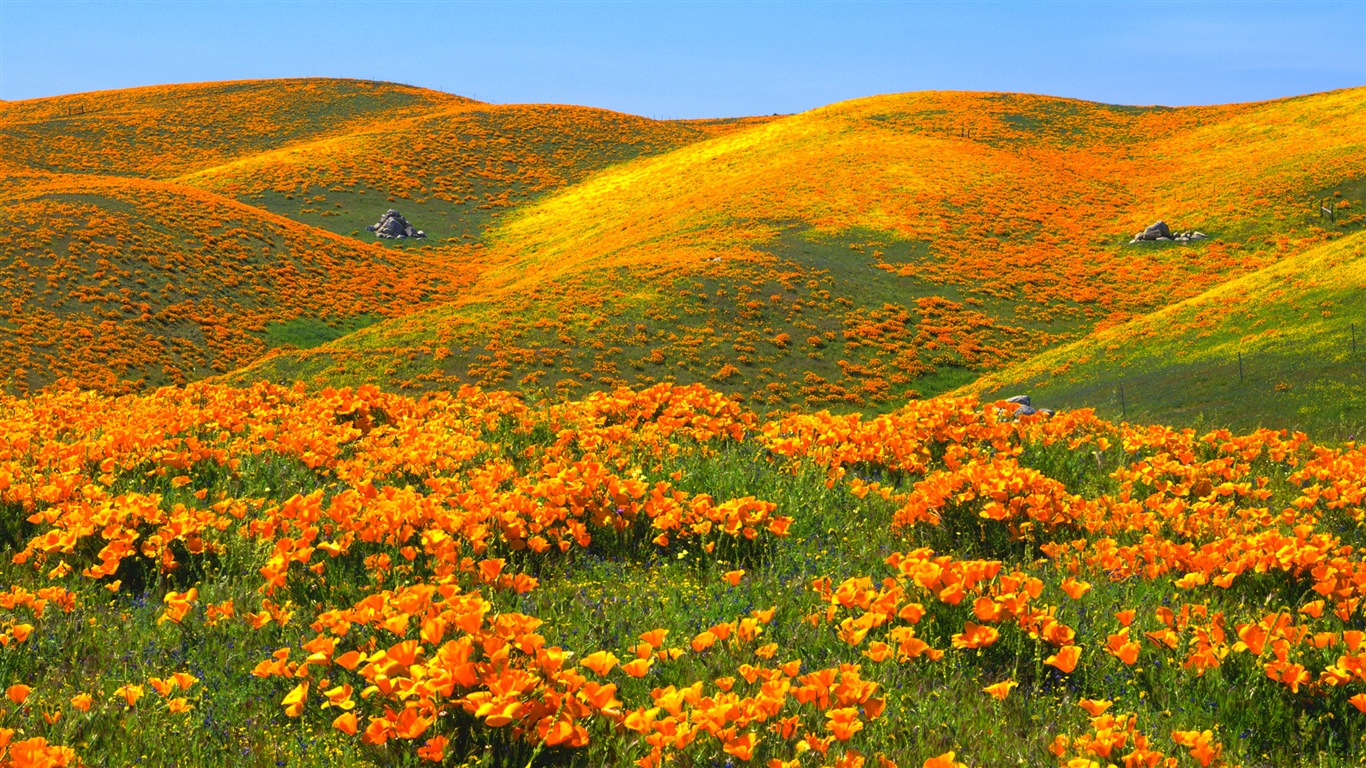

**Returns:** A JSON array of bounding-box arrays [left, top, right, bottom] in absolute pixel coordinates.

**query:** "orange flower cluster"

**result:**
[[623, 659, 886, 767], [252, 581, 624, 753], [3, 380, 1366, 764], [1047, 702, 1188, 767], [807, 549, 1085, 670], [0, 732, 78, 768]]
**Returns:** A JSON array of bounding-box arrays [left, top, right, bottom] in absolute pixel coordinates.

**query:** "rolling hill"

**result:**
[[2, 79, 1363, 433], [238, 88, 1366, 414], [0, 170, 478, 393], [0, 78, 468, 178], [0, 79, 765, 391]]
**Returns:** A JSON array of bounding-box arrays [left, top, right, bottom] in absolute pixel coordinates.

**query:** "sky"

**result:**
[[1, 1, 1362, 118]]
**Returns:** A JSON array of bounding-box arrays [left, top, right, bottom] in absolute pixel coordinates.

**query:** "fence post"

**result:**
[[1354, 323, 1357, 353], [1120, 384, 1127, 421], [1238, 351, 1243, 384]]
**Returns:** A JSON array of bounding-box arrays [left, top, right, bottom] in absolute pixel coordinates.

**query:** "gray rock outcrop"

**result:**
[[1004, 394, 1053, 418], [366, 209, 426, 240], [1130, 220, 1207, 244]]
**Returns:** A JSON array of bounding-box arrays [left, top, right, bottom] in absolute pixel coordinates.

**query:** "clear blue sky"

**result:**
[[1, 1, 1362, 118]]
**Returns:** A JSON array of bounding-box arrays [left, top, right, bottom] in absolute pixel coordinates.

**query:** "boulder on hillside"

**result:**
[[1135, 221, 1171, 241], [366, 209, 426, 240], [1130, 220, 1207, 244], [1004, 394, 1053, 419]]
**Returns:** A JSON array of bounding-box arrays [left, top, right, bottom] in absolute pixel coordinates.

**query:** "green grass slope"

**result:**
[[966, 227, 1366, 440]]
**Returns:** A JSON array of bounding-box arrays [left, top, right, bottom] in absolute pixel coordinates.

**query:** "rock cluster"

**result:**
[[366, 209, 426, 239], [1130, 220, 1206, 244], [1006, 394, 1054, 418]]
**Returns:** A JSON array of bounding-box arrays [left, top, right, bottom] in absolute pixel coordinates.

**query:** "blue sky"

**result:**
[[1, 1, 1362, 117]]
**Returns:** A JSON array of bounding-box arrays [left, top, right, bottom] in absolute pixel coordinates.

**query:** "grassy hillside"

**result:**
[[0, 172, 479, 393], [239, 88, 1365, 410], [4, 382, 1366, 766], [965, 226, 1366, 441], [0, 80, 771, 393]]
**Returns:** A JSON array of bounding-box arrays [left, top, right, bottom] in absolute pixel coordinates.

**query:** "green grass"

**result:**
[[988, 346, 1366, 442], [1311, 177, 1366, 232], [769, 226, 943, 309], [244, 186, 508, 245], [264, 314, 383, 351]]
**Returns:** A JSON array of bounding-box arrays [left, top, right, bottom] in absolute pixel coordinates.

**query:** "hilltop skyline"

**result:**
[[1, 0, 1362, 118]]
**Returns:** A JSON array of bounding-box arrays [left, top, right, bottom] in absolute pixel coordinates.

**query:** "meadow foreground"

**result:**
[[2, 382, 1365, 766]]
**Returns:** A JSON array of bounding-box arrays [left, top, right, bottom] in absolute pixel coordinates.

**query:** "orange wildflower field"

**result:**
[[2, 381, 1366, 766], [0, 78, 1364, 766]]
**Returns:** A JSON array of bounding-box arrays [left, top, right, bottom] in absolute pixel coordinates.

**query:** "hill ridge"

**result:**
[[172, 99, 757, 188], [233, 85, 1363, 416], [0, 78, 468, 179], [0, 76, 472, 119]]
